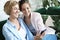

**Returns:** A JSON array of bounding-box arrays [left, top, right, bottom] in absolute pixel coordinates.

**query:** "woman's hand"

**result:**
[[40, 32, 45, 38], [34, 32, 45, 40], [34, 33, 41, 40]]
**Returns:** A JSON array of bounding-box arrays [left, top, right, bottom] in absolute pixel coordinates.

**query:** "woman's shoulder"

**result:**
[[2, 20, 11, 30], [3, 21, 8, 29], [31, 12, 41, 17], [18, 17, 24, 22], [32, 12, 41, 15]]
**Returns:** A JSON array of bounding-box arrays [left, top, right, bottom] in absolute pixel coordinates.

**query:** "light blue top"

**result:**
[[2, 18, 34, 40]]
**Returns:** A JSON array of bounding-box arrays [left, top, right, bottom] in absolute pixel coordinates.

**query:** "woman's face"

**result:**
[[10, 4, 20, 18], [21, 3, 31, 17]]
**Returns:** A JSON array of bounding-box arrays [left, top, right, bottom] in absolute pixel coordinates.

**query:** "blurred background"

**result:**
[[0, 0, 60, 40], [0, 0, 60, 21]]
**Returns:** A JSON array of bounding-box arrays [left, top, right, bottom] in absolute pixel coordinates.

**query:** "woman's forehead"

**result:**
[[22, 3, 30, 7]]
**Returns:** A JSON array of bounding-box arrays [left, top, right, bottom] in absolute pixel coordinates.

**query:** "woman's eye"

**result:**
[[14, 8, 17, 10], [13, 7, 19, 10], [27, 7, 29, 9]]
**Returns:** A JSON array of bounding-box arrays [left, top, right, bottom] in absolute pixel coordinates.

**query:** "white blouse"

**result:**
[[30, 12, 55, 35], [18, 27, 26, 40]]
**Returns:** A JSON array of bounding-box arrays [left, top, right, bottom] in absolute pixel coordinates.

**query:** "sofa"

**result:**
[[0, 20, 6, 40], [35, 7, 60, 15]]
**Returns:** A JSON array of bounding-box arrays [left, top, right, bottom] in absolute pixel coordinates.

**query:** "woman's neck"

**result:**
[[9, 16, 21, 31], [9, 16, 18, 23], [24, 13, 31, 25], [24, 13, 31, 19]]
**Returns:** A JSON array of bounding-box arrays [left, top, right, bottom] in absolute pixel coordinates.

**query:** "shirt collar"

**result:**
[[7, 20, 16, 28]]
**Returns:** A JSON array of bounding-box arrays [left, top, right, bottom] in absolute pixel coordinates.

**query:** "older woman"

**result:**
[[2, 1, 34, 40]]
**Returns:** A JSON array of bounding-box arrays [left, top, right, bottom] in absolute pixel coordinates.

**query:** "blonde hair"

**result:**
[[4, 1, 19, 15]]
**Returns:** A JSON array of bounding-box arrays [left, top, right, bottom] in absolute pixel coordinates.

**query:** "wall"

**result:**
[[0, 0, 43, 21], [0, 0, 9, 21]]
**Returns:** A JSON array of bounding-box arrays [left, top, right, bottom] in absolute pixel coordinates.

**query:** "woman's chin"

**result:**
[[25, 15, 29, 17], [25, 14, 30, 17], [14, 16, 19, 18]]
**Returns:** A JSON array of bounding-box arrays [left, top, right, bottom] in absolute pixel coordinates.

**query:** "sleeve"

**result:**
[[36, 13, 46, 33], [2, 25, 17, 40]]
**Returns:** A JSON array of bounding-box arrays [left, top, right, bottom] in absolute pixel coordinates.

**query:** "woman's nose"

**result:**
[[16, 10, 20, 13], [25, 9, 28, 13]]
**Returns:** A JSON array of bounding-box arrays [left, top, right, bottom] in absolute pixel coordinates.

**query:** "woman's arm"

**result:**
[[35, 13, 46, 38], [36, 13, 46, 33], [2, 26, 16, 40]]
